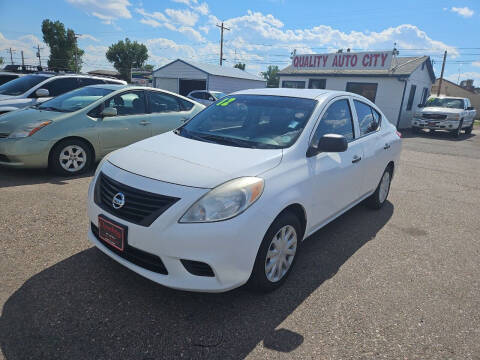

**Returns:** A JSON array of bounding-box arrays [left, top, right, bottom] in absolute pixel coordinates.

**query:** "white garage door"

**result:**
[[155, 78, 178, 93]]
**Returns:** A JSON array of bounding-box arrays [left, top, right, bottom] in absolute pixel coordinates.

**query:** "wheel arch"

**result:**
[[273, 203, 307, 240], [386, 160, 395, 178]]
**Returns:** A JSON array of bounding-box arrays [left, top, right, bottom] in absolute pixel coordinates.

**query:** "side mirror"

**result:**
[[467, 106, 475, 110], [307, 134, 348, 157], [35, 88, 49, 98], [101, 107, 117, 117], [417, 104, 424, 108], [209, 97, 215, 101]]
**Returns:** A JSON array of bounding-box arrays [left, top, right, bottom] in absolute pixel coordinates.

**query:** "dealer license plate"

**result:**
[[98, 215, 127, 252]]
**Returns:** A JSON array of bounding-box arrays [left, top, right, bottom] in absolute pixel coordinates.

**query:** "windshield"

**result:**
[[177, 95, 317, 149], [211, 91, 227, 100], [425, 97, 464, 109], [0, 75, 49, 96], [38, 86, 114, 112]]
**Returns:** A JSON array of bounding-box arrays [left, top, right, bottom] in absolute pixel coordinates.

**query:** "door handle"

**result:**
[[139, 120, 151, 126], [352, 155, 362, 163], [384, 143, 391, 150]]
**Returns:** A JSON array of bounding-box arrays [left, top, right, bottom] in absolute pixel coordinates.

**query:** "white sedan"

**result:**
[[87, 88, 402, 292]]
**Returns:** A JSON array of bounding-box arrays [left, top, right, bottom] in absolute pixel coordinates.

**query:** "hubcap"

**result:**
[[379, 171, 391, 203], [59, 145, 86, 172], [265, 225, 297, 282]]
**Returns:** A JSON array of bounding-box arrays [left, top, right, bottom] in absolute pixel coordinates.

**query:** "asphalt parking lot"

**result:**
[[1, 128, 479, 359]]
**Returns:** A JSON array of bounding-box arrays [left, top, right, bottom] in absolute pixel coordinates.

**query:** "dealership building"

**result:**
[[153, 59, 266, 97], [278, 52, 435, 128]]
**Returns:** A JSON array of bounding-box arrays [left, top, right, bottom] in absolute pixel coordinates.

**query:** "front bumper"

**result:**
[[411, 118, 460, 130], [0, 138, 52, 168], [87, 161, 271, 292]]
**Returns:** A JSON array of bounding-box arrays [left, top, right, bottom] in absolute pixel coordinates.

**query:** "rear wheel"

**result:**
[[49, 139, 93, 176], [248, 212, 301, 292], [366, 167, 392, 209]]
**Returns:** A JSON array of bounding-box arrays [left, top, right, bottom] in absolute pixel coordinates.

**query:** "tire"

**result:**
[[453, 120, 463, 138], [465, 122, 473, 135], [248, 212, 302, 292], [366, 167, 392, 210], [49, 139, 93, 176]]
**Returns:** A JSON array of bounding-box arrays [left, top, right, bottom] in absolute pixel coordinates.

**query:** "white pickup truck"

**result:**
[[412, 96, 476, 137]]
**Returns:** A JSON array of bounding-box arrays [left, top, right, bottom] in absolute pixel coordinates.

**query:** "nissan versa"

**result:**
[[87, 88, 402, 292], [0, 85, 204, 175]]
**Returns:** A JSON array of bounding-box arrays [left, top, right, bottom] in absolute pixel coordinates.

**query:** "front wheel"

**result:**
[[248, 212, 301, 292], [49, 139, 93, 176], [453, 120, 464, 138], [366, 167, 392, 209]]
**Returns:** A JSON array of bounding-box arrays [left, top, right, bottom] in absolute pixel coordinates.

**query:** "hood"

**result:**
[[0, 97, 30, 108], [107, 131, 283, 189], [0, 94, 17, 101], [0, 108, 65, 135], [421, 107, 464, 115]]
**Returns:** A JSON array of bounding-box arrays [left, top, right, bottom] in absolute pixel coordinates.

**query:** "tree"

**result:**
[[234, 63, 245, 70], [106, 38, 149, 82], [42, 19, 84, 72], [261, 65, 280, 88], [142, 64, 154, 72], [0, 57, 3, 67]]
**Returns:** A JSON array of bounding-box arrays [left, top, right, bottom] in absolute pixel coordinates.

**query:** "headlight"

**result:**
[[8, 121, 52, 139], [179, 177, 264, 223], [448, 114, 461, 121]]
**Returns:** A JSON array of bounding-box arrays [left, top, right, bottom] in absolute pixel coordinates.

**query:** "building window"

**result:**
[[406, 84, 417, 110], [420, 87, 429, 105], [282, 80, 306, 89], [308, 79, 326, 89], [345, 82, 378, 103]]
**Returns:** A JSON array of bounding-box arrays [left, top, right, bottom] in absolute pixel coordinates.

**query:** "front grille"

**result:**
[[0, 133, 9, 139], [94, 172, 180, 227], [422, 113, 447, 120], [181, 259, 215, 277], [0, 154, 10, 163], [91, 223, 168, 274]]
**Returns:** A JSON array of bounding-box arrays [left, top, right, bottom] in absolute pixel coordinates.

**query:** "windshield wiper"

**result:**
[[192, 133, 269, 149]]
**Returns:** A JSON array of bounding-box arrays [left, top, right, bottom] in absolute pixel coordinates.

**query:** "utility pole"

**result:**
[[34, 44, 44, 67], [437, 50, 447, 96], [21, 51, 25, 66], [74, 33, 81, 73], [216, 22, 230, 66], [7, 48, 15, 64]]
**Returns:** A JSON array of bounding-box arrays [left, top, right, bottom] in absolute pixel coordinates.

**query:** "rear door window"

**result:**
[[147, 91, 183, 113]]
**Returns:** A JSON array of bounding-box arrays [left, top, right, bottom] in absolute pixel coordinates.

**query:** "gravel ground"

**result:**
[[1, 128, 479, 359]]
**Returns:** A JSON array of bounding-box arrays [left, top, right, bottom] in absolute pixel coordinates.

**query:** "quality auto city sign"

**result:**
[[292, 51, 393, 70]]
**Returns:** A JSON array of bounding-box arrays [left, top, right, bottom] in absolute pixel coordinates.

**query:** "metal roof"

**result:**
[[154, 59, 265, 82], [279, 56, 435, 82]]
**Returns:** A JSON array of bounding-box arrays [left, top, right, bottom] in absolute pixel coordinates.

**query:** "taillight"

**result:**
[[396, 130, 402, 138]]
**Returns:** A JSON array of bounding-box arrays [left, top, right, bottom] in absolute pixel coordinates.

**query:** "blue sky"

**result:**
[[0, 0, 479, 84]]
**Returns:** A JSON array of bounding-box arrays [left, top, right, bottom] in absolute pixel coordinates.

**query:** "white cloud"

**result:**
[[473, 61, 480, 68], [194, 2, 209, 15], [66, 0, 132, 24], [140, 18, 162, 28], [0, 32, 50, 66], [165, 8, 199, 26], [178, 26, 206, 42], [445, 72, 480, 86], [78, 34, 100, 42], [172, 0, 197, 5], [136, 8, 168, 22], [450, 6, 474, 18]]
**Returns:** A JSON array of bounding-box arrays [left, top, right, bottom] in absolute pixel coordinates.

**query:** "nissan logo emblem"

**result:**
[[112, 192, 125, 209]]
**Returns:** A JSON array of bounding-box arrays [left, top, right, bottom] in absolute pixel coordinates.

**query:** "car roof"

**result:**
[[88, 84, 128, 90], [232, 88, 352, 100]]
